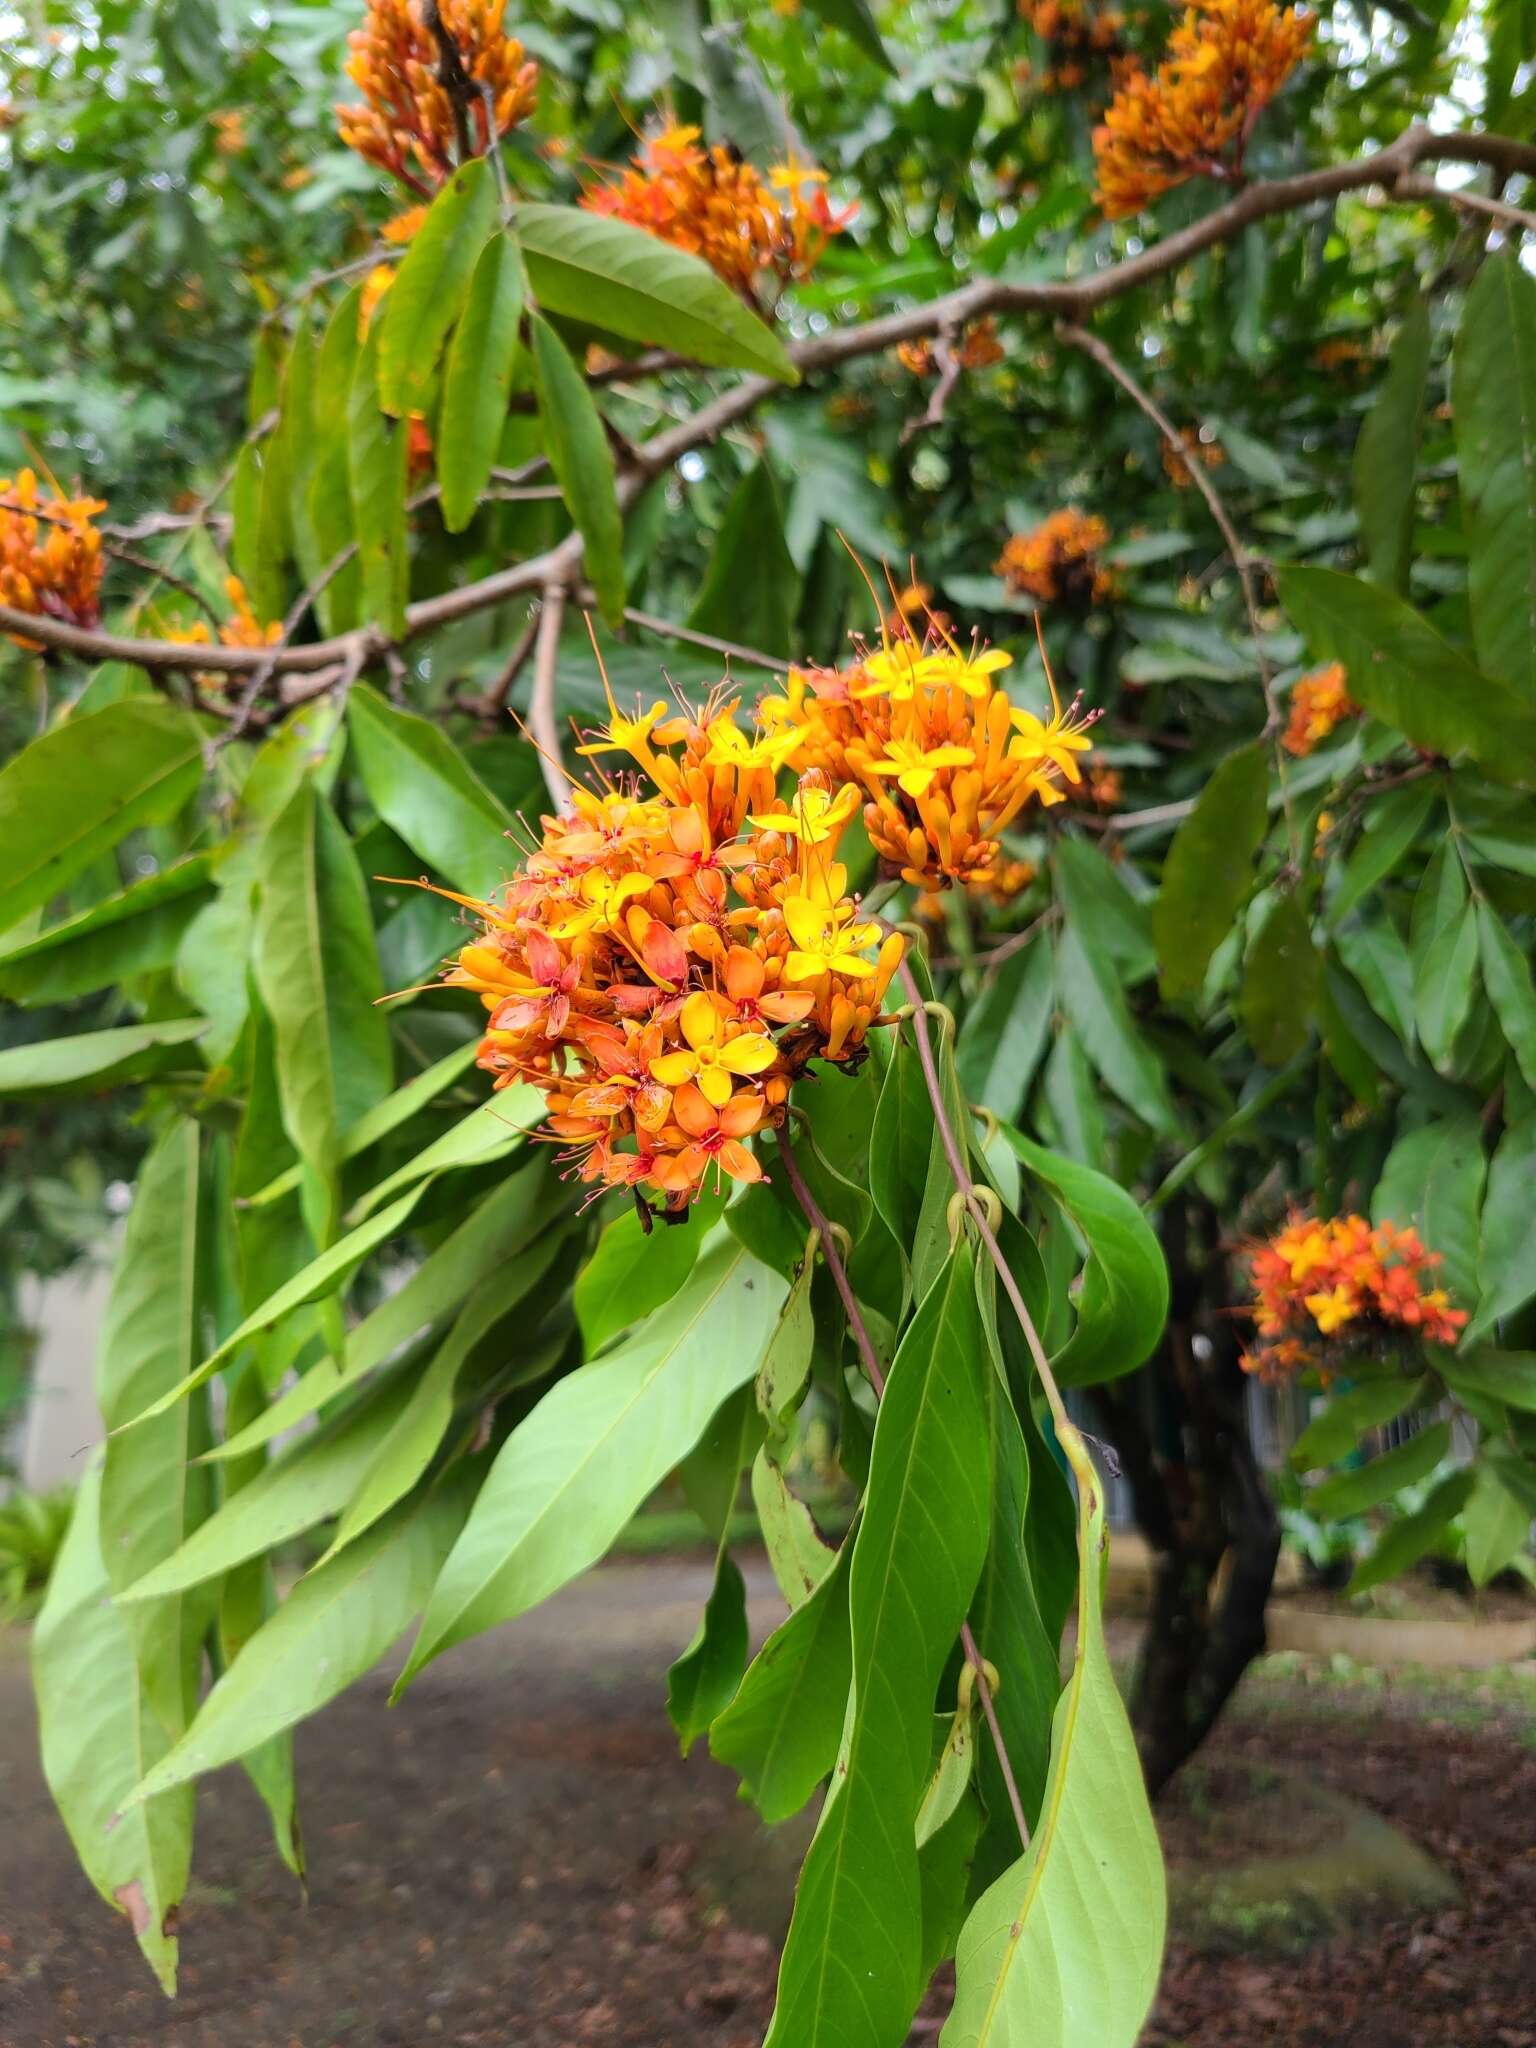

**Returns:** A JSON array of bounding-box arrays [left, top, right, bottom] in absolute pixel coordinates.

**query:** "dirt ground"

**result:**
[[2, 1554, 1533, 2048]]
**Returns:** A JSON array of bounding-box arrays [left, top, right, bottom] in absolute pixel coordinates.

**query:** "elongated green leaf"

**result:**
[[125, 1478, 470, 1806], [1279, 566, 1536, 787], [254, 777, 392, 1244], [349, 319, 410, 635], [396, 1237, 787, 1689], [1308, 1420, 1452, 1519], [1243, 890, 1319, 1065], [751, 1442, 835, 1607], [803, 0, 897, 69], [575, 1196, 715, 1355], [1463, 1463, 1531, 1586], [1353, 303, 1430, 596], [1289, 1375, 1429, 1471], [756, 1243, 816, 1440], [764, 1249, 992, 2048], [440, 230, 526, 530], [348, 1087, 542, 1220], [667, 1552, 750, 1754], [529, 312, 625, 627], [688, 459, 799, 655], [1347, 1467, 1476, 1595], [1439, 1345, 1536, 1413], [1410, 845, 1476, 1072], [0, 853, 215, 1004], [348, 684, 516, 897], [1454, 250, 1536, 701], [956, 938, 1054, 1123], [33, 1462, 193, 1992], [308, 287, 363, 633], [512, 203, 796, 382], [870, 1032, 935, 1253], [1326, 783, 1436, 930], [1055, 918, 1175, 1132], [0, 1016, 207, 1097], [0, 701, 204, 936], [940, 1476, 1165, 2048], [1002, 1129, 1169, 1386], [1053, 839, 1155, 985], [377, 159, 495, 416], [1154, 742, 1268, 1000], [1468, 1115, 1536, 1340], [1477, 900, 1536, 1093], [711, 1541, 852, 1822], [1373, 1111, 1485, 1307]]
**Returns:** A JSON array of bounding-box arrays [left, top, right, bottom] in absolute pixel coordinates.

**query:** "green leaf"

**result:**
[[764, 1248, 992, 2048], [395, 1237, 787, 1690], [0, 701, 204, 937], [1410, 845, 1476, 1072], [377, 158, 496, 417], [1154, 742, 1268, 1000], [711, 1542, 852, 1823], [688, 459, 800, 655], [308, 288, 363, 633], [512, 202, 796, 383], [439, 230, 526, 531], [1053, 838, 1155, 984], [347, 685, 517, 898], [751, 1442, 835, 1607], [870, 1032, 935, 1253], [1289, 1376, 1430, 1471], [32, 1462, 193, 1994], [1002, 1130, 1169, 1387], [1347, 1469, 1476, 1595], [1454, 250, 1536, 701], [1373, 1111, 1485, 1307], [1242, 890, 1319, 1065], [667, 1552, 750, 1754], [940, 1476, 1165, 2048], [1326, 783, 1436, 929], [1055, 917, 1176, 1132], [1334, 911, 1415, 1048], [528, 312, 626, 628], [348, 318, 410, 636], [348, 1088, 542, 1220], [756, 1242, 816, 1439], [254, 777, 392, 1245], [0, 853, 216, 1005], [1476, 900, 1536, 1094], [1278, 566, 1536, 788], [1468, 1116, 1536, 1339], [1353, 303, 1430, 596], [574, 1193, 716, 1355], [915, 1696, 979, 1850], [956, 938, 1054, 1123], [1440, 1346, 1536, 1414], [0, 1016, 207, 1097], [802, 0, 896, 69], [1463, 1463, 1531, 1585], [124, 1478, 470, 1806], [1307, 1420, 1452, 1519]]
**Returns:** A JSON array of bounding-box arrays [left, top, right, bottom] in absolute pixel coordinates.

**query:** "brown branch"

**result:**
[[1390, 172, 1536, 237], [528, 583, 571, 809], [9, 125, 1535, 700], [620, 607, 792, 674], [461, 603, 541, 724], [422, 0, 476, 165]]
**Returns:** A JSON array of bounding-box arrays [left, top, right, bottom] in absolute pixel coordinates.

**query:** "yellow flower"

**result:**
[[577, 697, 670, 762], [915, 646, 1013, 696], [746, 781, 861, 846], [549, 868, 652, 941], [699, 716, 803, 773], [865, 737, 977, 799], [782, 893, 882, 983], [648, 992, 778, 1107], [1304, 1284, 1359, 1336], [1008, 704, 1094, 784]]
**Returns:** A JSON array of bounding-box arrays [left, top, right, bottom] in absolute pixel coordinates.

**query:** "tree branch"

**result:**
[[528, 583, 571, 809]]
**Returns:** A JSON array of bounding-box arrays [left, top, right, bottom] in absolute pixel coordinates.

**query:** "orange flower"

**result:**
[[1163, 427, 1225, 488], [0, 469, 106, 649], [1282, 662, 1356, 757], [1240, 1210, 1468, 1379], [337, 0, 538, 195], [996, 508, 1115, 605], [1092, 0, 1314, 221]]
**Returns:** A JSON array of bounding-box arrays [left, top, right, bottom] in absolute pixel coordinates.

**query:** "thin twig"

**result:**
[[900, 324, 963, 447], [1391, 173, 1536, 236], [529, 583, 571, 809], [772, 1124, 1030, 1849], [621, 607, 792, 675], [940, 904, 1059, 976], [464, 603, 542, 723]]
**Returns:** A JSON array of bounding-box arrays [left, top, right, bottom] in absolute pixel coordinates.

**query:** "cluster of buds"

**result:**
[[1282, 661, 1356, 757], [996, 509, 1116, 606], [895, 317, 1006, 377], [580, 125, 853, 301], [1163, 427, 1225, 489], [337, 0, 539, 195], [0, 469, 107, 650], [1017, 0, 1127, 96], [431, 684, 905, 1215], [914, 855, 1039, 927], [165, 576, 282, 679], [1241, 1211, 1467, 1380], [760, 624, 1098, 892], [1092, 0, 1314, 220]]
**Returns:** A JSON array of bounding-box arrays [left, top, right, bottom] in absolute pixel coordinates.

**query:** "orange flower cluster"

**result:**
[[761, 628, 1097, 892], [337, 0, 538, 195], [580, 125, 853, 300], [432, 687, 905, 1214], [1241, 1211, 1467, 1380], [165, 576, 282, 681], [896, 317, 1006, 377], [1163, 427, 1225, 488], [1282, 661, 1356, 756], [996, 509, 1115, 605], [0, 469, 106, 650], [1092, 0, 1314, 220], [914, 854, 1039, 926], [1018, 0, 1126, 94]]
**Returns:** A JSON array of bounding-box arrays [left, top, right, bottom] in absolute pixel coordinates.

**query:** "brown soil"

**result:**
[[1, 1556, 1533, 2048]]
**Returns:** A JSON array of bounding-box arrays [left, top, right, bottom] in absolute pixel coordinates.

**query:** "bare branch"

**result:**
[[528, 583, 571, 809], [1391, 172, 1536, 237], [620, 607, 792, 675]]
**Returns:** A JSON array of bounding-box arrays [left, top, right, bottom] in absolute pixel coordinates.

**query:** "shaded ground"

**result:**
[[2, 1554, 1533, 2047]]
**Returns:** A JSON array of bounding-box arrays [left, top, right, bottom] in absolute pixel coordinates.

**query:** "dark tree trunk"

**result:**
[[1093, 1191, 1282, 1800]]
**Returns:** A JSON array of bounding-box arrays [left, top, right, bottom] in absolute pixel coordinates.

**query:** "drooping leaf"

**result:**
[[1347, 1468, 1476, 1595], [1055, 917, 1176, 1132], [955, 938, 1054, 1124], [1289, 1376, 1430, 1471], [940, 1472, 1165, 2048], [347, 684, 517, 898], [0, 1016, 207, 1097], [395, 1237, 787, 1690], [1153, 741, 1268, 1000], [1307, 1420, 1453, 1519], [1454, 249, 1536, 701], [348, 318, 410, 636], [1410, 844, 1477, 1073], [307, 286, 363, 633], [528, 311, 626, 627], [1326, 782, 1437, 929], [439, 229, 526, 531], [574, 1188, 721, 1355], [1439, 1345, 1536, 1414], [0, 854, 216, 1005], [512, 203, 796, 382], [1467, 1115, 1536, 1340], [1461, 1463, 1531, 1587], [1242, 890, 1319, 1065], [751, 1442, 836, 1607], [1353, 302, 1430, 596], [377, 158, 496, 417], [0, 701, 204, 937], [666, 1551, 750, 1754], [688, 459, 800, 655]]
